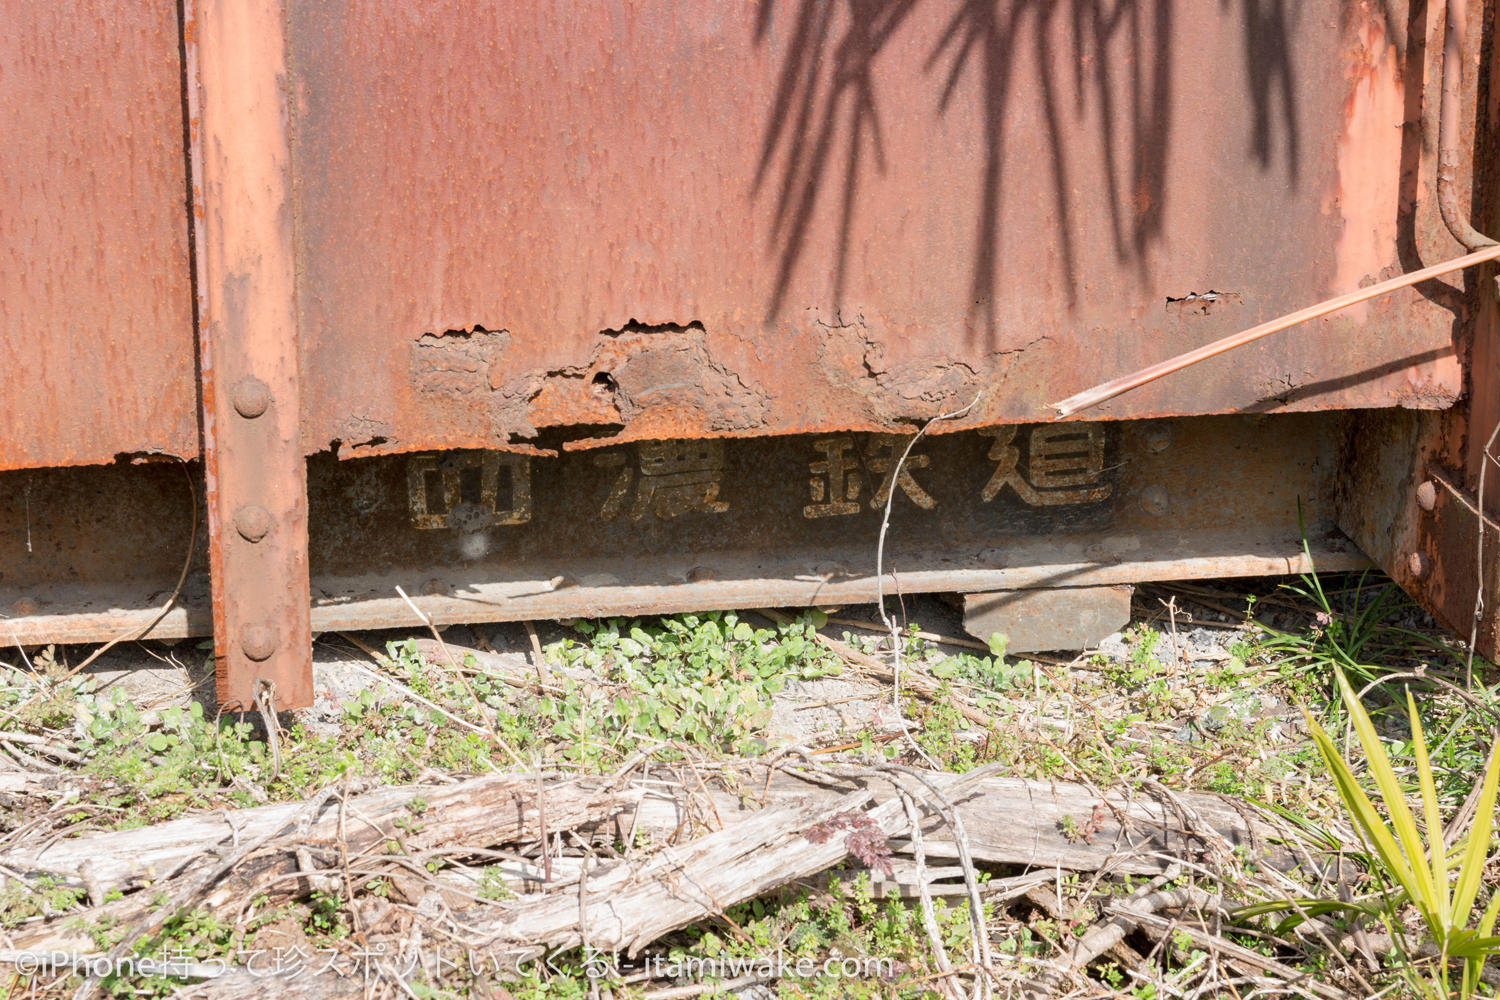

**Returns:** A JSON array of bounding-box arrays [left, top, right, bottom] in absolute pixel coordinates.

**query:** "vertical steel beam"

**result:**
[[185, 0, 312, 709]]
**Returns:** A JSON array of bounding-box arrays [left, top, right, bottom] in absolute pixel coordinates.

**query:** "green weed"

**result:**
[[539, 611, 838, 766], [1238, 666, 1500, 999]]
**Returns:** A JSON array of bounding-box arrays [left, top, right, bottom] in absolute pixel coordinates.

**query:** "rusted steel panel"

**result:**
[[0, 461, 209, 636], [1409, 472, 1500, 655], [1335, 7, 1500, 661], [1, 414, 1367, 645], [301, 414, 1353, 592], [189, 0, 313, 710], [4, 2, 1493, 675], [0, 0, 197, 470], [291, 0, 1470, 463], [1336, 408, 1500, 657], [1464, 1, 1500, 508]]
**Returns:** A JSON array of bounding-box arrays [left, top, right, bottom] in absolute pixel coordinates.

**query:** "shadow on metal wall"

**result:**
[[752, 0, 1454, 352]]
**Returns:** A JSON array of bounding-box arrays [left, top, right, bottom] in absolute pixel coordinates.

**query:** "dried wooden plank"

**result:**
[[3, 765, 1290, 907], [628, 769, 1294, 876], [3, 766, 1306, 997], [153, 791, 910, 1000], [467, 787, 903, 958], [1, 774, 629, 894]]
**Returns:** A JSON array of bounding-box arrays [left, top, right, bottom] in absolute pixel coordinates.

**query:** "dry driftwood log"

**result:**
[[181, 791, 904, 1000], [1, 762, 1301, 993], [2, 764, 1286, 905], [3, 765, 1288, 898], [1, 773, 628, 896], [471, 787, 904, 957], [632, 767, 1292, 876], [1, 774, 630, 955]]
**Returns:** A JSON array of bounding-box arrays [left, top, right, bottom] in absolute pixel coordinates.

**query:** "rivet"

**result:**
[[233, 504, 274, 542], [1140, 484, 1169, 516], [1143, 424, 1172, 454], [1415, 479, 1438, 512], [240, 622, 278, 661], [231, 377, 271, 418], [12, 597, 38, 617], [1408, 551, 1430, 579]]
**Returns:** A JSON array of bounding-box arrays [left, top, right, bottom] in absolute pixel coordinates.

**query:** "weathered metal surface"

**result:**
[[289, 0, 1470, 463], [1466, 14, 1500, 509], [0, 460, 210, 642], [2, 1, 1485, 476], [1336, 408, 1500, 657], [3, 2, 1495, 676], [1411, 472, 1500, 655], [962, 585, 1133, 653], [2, 0, 1484, 469], [1334, 9, 1500, 661], [1054, 244, 1500, 417], [0, 0, 197, 470], [188, 0, 312, 710], [1, 414, 1366, 645]]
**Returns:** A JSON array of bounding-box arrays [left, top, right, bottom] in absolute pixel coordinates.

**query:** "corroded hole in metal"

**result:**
[[519, 423, 628, 452], [421, 324, 499, 340], [114, 450, 187, 465], [1165, 290, 1243, 316], [331, 435, 390, 452], [599, 319, 707, 337]]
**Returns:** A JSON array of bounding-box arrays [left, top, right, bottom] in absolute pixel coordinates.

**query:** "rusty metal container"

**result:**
[[3, 0, 1498, 707]]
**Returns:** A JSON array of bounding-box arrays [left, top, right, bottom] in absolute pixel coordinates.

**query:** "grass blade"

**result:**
[[1334, 669, 1437, 915], [1407, 690, 1450, 927], [1306, 712, 1420, 896], [1451, 740, 1500, 927]]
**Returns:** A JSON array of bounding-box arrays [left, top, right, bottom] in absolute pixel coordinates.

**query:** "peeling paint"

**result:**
[[1394, 377, 1460, 409], [410, 326, 512, 398], [813, 311, 991, 423], [332, 416, 394, 459], [494, 324, 774, 450], [585, 329, 769, 436]]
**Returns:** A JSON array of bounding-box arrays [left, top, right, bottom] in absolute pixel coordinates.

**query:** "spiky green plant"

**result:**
[[1239, 667, 1500, 998]]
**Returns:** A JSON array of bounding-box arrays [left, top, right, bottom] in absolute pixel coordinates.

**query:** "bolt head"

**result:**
[[231, 377, 271, 419], [233, 504, 274, 542], [1408, 551, 1431, 579], [1415, 479, 1438, 511], [240, 622, 278, 661]]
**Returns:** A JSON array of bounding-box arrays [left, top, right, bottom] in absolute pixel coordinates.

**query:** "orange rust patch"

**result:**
[[1329, 15, 1405, 319]]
